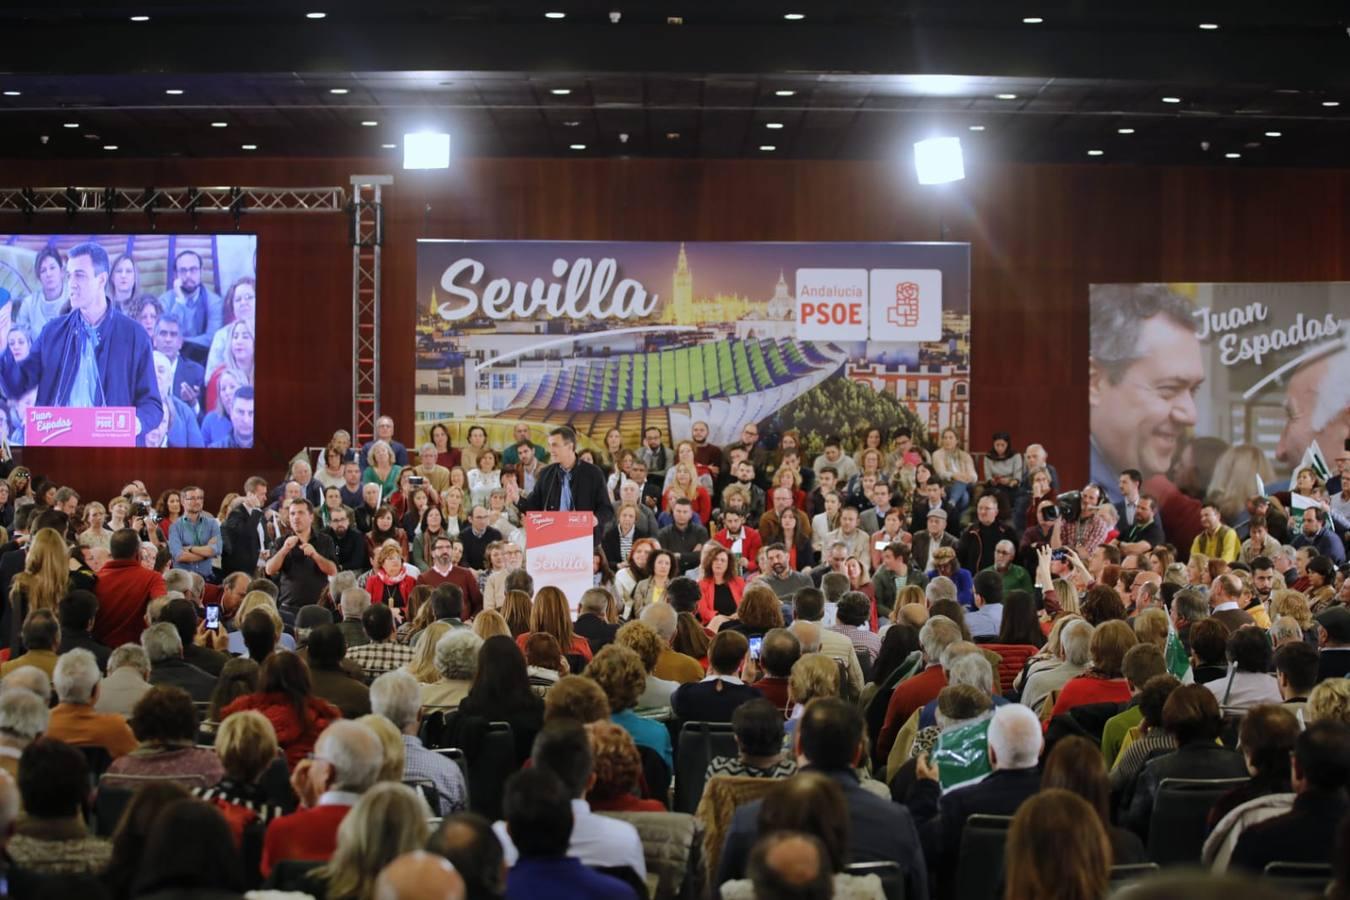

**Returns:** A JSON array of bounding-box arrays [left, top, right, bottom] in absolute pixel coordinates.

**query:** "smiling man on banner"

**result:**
[[0, 242, 161, 445], [521, 425, 614, 534]]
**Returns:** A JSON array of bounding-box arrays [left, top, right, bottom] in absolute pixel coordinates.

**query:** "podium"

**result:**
[[524, 511, 595, 618]]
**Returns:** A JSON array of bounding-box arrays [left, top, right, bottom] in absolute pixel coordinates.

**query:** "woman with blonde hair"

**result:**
[[310, 783, 429, 900], [357, 714, 411, 784], [502, 589, 533, 637], [473, 609, 511, 640], [406, 621, 452, 683], [517, 585, 592, 661], [1269, 590, 1315, 636], [9, 528, 89, 652], [78, 501, 112, 552], [784, 655, 841, 744], [662, 461, 711, 523], [1307, 679, 1350, 725], [1207, 444, 1275, 523]]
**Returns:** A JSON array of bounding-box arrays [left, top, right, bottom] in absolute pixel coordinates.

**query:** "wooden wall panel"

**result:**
[[0, 156, 1347, 505]]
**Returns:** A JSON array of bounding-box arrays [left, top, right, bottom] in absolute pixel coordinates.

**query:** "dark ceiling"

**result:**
[[0, 1, 1347, 166]]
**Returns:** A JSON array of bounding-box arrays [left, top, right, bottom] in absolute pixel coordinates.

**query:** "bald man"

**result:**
[[375, 851, 465, 900]]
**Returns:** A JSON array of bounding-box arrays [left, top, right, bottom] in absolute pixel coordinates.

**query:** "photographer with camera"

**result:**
[[1018, 498, 1064, 573], [1060, 484, 1111, 559]]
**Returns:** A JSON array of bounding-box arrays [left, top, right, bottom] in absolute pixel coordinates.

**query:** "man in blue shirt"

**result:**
[[1292, 506, 1347, 564], [168, 485, 221, 580], [501, 768, 637, 900]]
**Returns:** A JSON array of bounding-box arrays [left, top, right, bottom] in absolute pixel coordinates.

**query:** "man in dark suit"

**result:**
[[221, 477, 271, 578], [717, 699, 928, 900], [520, 426, 614, 536], [56, 589, 111, 672], [905, 703, 1044, 887], [153, 311, 206, 410], [1314, 606, 1350, 681], [142, 621, 217, 702], [1230, 722, 1350, 872], [670, 631, 762, 725], [574, 588, 620, 655], [1208, 573, 1256, 633], [910, 508, 960, 575]]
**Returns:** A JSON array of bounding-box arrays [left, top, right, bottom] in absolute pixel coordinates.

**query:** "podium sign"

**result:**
[[26, 406, 137, 447], [525, 511, 595, 618]]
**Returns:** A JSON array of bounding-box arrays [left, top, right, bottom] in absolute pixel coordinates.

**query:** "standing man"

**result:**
[[360, 415, 409, 467], [0, 242, 162, 440], [94, 528, 168, 649], [265, 499, 338, 619], [1116, 470, 1144, 527], [153, 312, 205, 411], [520, 426, 614, 534], [159, 249, 223, 352], [1117, 494, 1165, 557], [168, 485, 221, 581]]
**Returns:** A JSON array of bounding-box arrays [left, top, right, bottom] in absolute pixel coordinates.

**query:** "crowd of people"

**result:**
[[0, 416, 1343, 900], [0, 242, 256, 448]]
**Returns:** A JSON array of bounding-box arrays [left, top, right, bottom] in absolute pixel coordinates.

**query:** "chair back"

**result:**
[[638, 744, 672, 806], [1109, 863, 1160, 886], [1147, 777, 1249, 865], [847, 860, 905, 900], [954, 814, 1013, 900], [980, 643, 1039, 695], [1262, 862, 1333, 894], [79, 745, 113, 780], [598, 810, 705, 900], [856, 650, 874, 683], [432, 746, 470, 800], [469, 721, 517, 820], [93, 774, 201, 836], [673, 721, 737, 814]]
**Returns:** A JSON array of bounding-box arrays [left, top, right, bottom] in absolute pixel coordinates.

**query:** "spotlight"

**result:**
[[403, 132, 451, 169], [914, 137, 965, 184]]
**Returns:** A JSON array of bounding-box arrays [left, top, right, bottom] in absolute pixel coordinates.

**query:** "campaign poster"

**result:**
[[0, 233, 259, 448], [1088, 282, 1350, 502], [413, 241, 971, 459]]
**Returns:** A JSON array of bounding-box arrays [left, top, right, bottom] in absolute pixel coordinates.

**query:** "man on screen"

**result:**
[[0, 242, 162, 443], [1276, 343, 1350, 474], [160, 250, 223, 351], [153, 311, 205, 411], [209, 386, 254, 448], [1088, 284, 1204, 503]]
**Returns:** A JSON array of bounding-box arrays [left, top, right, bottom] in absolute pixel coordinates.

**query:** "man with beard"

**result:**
[[690, 420, 723, 477], [1117, 494, 1165, 556], [325, 505, 367, 572], [754, 543, 812, 600], [416, 534, 483, 615], [160, 249, 223, 353]]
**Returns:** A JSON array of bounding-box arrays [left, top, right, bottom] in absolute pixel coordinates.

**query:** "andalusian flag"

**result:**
[[1165, 618, 1193, 684], [1301, 439, 1332, 485]]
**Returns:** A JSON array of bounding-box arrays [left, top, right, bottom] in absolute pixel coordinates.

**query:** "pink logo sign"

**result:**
[[26, 406, 136, 447], [888, 282, 921, 328]]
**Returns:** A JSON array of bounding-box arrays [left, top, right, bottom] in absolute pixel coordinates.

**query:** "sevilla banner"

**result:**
[[525, 511, 596, 616]]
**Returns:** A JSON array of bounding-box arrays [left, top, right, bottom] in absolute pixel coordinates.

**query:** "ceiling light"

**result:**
[[1022, 16, 1043, 24], [330, 88, 349, 95], [783, 13, 805, 20], [63, 122, 78, 128], [550, 88, 572, 95], [1225, 152, 1241, 159], [1161, 96, 1182, 103], [569, 143, 587, 150], [129, 15, 150, 22], [2, 91, 19, 97], [666, 132, 680, 139], [241, 144, 258, 150], [1323, 100, 1340, 107], [563, 120, 581, 127], [1198, 22, 1219, 30], [914, 137, 965, 184], [306, 11, 327, 18], [1087, 149, 1104, 156], [759, 145, 777, 151], [404, 131, 451, 169], [995, 93, 1017, 100], [902, 75, 972, 96], [361, 120, 378, 126], [382, 143, 397, 149], [164, 89, 183, 95], [102, 145, 118, 151], [544, 11, 566, 18], [765, 122, 784, 129], [775, 89, 796, 97], [1264, 130, 1283, 137], [211, 121, 228, 128], [968, 125, 985, 131], [1117, 127, 1135, 134]]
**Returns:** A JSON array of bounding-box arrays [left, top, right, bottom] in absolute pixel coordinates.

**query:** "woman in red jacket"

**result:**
[[368, 540, 417, 617], [220, 652, 341, 770], [697, 545, 745, 624]]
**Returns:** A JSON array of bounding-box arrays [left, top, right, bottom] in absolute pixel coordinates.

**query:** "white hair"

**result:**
[[53, 648, 101, 704], [995, 540, 1015, 554], [1311, 342, 1350, 432], [945, 651, 995, 695], [316, 720, 385, 793], [0, 688, 47, 741], [1, 667, 52, 701], [926, 576, 958, 605], [107, 643, 151, 678], [434, 629, 482, 681], [342, 587, 372, 618], [987, 703, 1043, 769], [331, 570, 359, 600], [1269, 615, 1303, 646], [639, 602, 677, 641], [163, 569, 193, 596], [788, 620, 821, 654], [141, 621, 183, 663], [1060, 619, 1094, 666], [919, 615, 963, 663], [370, 670, 422, 731]]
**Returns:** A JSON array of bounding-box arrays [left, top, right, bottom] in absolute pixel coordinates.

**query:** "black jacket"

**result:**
[[520, 460, 614, 533], [600, 521, 654, 568], [670, 677, 763, 725], [656, 522, 709, 573], [957, 522, 1018, 573], [574, 613, 619, 655], [148, 657, 218, 702], [221, 504, 263, 578], [906, 766, 1041, 883], [327, 526, 368, 572], [1122, 741, 1248, 837], [1230, 789, 1349, 872], [59, 631, 112, 673]]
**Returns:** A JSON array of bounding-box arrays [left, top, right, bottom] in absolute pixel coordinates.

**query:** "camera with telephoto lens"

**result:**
[[1055, 491, 1082, 523]]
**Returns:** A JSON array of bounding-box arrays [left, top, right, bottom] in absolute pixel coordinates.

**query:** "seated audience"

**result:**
[[706, 697, 799, 780], [639, 602, 704, 684], [586, 644, 673, 768], [458, 635, 545, 765], [221, 650, 342, 769], [1, 610, 61, 679], [56, 590, 111, 672], [306, 623, 372, 719], [614, 620, 680, 709], [306, 783, 431, 900], [10, 738, 110, 876], [128, 798, 248, 899], [1003, 790, 1111, 900], [422, 629, 482, 709], [103, 685, 224, 788], [47, 648, 137, 758], [670, 630, 762, 725], [345, 602, 416, 682], [94, 643, 153, 717], [585, 720, 665, 813], [0, 687, 46, 778], [1042, 735, 1148, 864], [371, 669, 468, 816], [1048, 619, 1137, 719], [193, 709, 293, 845], [142, 620, 217, 702]]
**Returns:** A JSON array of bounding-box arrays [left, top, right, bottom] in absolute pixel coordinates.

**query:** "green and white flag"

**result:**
[[1300, 439, 1332, 485], [1165, 617, 1193, 685]]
